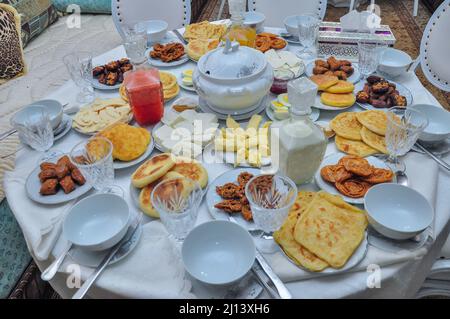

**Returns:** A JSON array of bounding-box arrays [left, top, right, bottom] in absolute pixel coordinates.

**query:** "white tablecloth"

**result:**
[[5, 27, 450, 299]]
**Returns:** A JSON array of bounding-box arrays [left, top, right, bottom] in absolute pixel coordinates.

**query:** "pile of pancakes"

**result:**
[[255, 32, 287, 53], [72, 98, 132, 134], [159, 71, 180, 101], [310, 74, 356, 108], [274, 191, 367, 271], [96, 123, 151, 162], [331, 110, 390, 157], [131, 153, 208, 218], [320, 155, 394, 198], [183, 21, 227, 41]]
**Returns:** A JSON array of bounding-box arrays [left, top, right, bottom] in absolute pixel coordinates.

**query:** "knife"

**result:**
[[71, 215, 142, 299], [172, 29, 187, 45], [415, 142, 450, 171], [227, 216, 292, 299]]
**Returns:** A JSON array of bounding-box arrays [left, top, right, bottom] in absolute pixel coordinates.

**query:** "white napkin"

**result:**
[[60, 221, 195, 299], [3, 150, 77, 261], [266, 153, 439, 282]]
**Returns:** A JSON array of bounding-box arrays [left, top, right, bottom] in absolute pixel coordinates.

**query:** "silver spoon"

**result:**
[[396, 170, 409, 186], [41, 241, 72, 281]]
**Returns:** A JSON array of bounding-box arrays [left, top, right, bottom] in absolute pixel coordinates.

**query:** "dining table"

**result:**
[[4, 21, 450, 299]]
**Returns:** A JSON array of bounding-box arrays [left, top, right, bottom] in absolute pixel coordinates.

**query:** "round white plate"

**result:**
[[198, 97, 267, 121], [314, 152, 395, 204], [206, 168, 261, 231], [25, 158, 93, 205], [305, 61, 361, 84], [280, 231, 369, 274], [145, 47, 188, 68], [72, 113, 134, 136], [367, 226, 431, 253], [178, 77, 196, 92], [313, 94, 354, 111], [354, 80, 413, 111], [113, 133, 155, 170], [88, 76, 121, 90], [68, 223, 143, 268], [265, 104, 320, 122]]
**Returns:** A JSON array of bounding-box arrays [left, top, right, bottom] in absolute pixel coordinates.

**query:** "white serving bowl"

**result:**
[[244, 11, 265, 32], [144, 20, 168, 43], [378, 48, 412, 78], [410, 104, 450, 144], [13, 100, 63, 130], [182, 220, 255, 285], [63, 193, 130, 251], [364, 184, 433, 240], [283, 15, 301, 36]]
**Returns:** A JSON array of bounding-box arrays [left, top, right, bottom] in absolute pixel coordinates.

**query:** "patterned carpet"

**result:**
[[198, 0, 450, 111]]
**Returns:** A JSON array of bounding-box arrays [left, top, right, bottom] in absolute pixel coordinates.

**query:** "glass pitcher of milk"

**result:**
[[271, 77, 327, 184]]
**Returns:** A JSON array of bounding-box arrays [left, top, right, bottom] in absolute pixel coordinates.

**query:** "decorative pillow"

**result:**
[[0, 4, 26, 84], [1, 0, 58, 47], [52, 0, 111, 14]]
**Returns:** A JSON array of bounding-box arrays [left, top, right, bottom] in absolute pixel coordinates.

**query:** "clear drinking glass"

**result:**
[[296, 15, 320, 60], [386, 107, 429, 172], [123, 24, 148, 66], [151, 177, 203, 242], [69, 136, 115, 191], [10, 105, 56, 160], [63, 51, 95, 104], [245, 174, 298, 253], [358, 42, 385, 80]]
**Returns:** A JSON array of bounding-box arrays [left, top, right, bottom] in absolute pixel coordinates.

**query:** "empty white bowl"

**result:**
[[143, 20, 168, 43], [13, 100, 63, 130], [182, 221, 255, 285], [378, 48, 412, 78], [410, 104, 450, 144], [244, 11, 265, 32], [63, 193, 130, 251], [364, 184, 433, 240]]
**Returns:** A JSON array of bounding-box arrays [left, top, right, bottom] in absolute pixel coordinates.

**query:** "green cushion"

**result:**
[[0, 198, 31, 299], [52, 0, 111, 14], [1, 0, 59, 48]]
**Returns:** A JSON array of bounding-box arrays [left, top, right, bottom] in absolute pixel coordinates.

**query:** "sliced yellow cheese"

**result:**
[[247, 114, 262, 130], [226, 115, 241, 129]]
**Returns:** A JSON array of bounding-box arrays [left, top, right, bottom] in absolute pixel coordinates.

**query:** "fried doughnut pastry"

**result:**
[[335, 179, 371, 198]]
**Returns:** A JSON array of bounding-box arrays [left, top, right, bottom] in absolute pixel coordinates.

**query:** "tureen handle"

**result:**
[[223, 38, 240, 54]]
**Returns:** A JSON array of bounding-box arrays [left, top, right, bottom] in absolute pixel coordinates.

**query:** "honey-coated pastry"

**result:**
[[335, 179, 371, 198]]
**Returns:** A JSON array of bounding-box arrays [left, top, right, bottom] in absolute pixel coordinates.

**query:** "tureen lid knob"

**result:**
[[223, 39, 240, 54]]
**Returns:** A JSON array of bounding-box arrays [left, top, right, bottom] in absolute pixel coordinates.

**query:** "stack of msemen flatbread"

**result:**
[[72, 98, 132, 134], [330, 110, 389, 157], [274, 191, 368, 271], [183, 21, 227, 41]]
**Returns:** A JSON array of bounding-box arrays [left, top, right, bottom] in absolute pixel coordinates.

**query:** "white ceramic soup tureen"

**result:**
[[193, 40, 273, 114]]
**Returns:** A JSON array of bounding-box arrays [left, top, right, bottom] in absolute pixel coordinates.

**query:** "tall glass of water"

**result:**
[[296, 15, 320, 60], [358, 42, 386, 80], [123, 23, 148, 66], [10, 105, 57, 161], [151, 177, 203, 242], [63, 51, 95, 104]]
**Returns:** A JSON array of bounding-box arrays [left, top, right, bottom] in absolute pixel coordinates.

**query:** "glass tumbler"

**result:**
[[69, 136, 115, 192], [63, 51, 95, 104], [245, 174, 297, 253], [358, 42, 386, 80], [151, 177, 203, 242], [296, 15, 320, 60]]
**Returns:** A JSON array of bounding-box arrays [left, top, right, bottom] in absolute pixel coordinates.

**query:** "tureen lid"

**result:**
[[198, 40, 267, 79]]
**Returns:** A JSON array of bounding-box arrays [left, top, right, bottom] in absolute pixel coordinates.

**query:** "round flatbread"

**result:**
[[335, 135, 379, 157], [164, 84, 180, 101], [356, 110, 387, 136], [169, 157, 208, 188], [360, 126, 388, 154], [330, 112, 362, 141], [159, 71, 177, 90], [321, 92, 356, 108], [324, 80, 354, 94], [131, 153, 176, 188]]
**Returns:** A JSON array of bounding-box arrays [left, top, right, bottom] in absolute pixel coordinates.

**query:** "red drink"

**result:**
[[123, 68, 164, 125]]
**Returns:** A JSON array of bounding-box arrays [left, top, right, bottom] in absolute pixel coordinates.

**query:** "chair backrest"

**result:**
[[112, 0, 191, 39], [420, 0, 450, 92], [248, 0, 327, 27]]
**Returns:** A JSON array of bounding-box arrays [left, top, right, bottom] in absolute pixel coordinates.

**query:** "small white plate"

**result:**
[[178, 77, 196, 92], [314, 152, 395, 204], [145, 47, 189, 68], [280, 231, 369, 274], [25, 158, 93, 205], [71, 114, 134, 136], [354, 80, 413, 111], [313, 94, 354, 111], [113, 133, 155, 170], [305, 61, 361, 84], [265, 104, 320, 122], [206, 168, 261, 231], [68, 223, 143, 268], [88, 76, 122, 91]]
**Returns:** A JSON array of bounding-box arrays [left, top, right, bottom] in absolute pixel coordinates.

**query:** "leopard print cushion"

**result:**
[[0, 4, 26, 83]]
